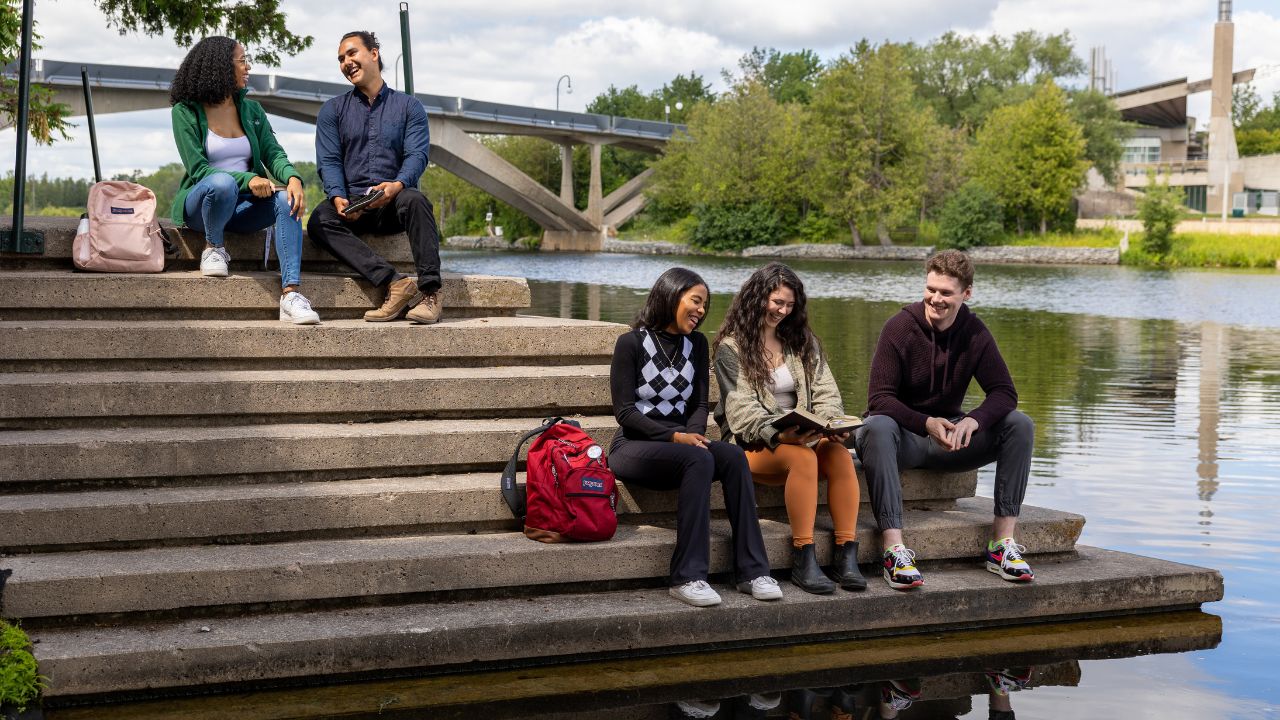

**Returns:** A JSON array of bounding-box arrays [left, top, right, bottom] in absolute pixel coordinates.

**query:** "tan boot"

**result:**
[[406, 291, 443, 325], [364, 277, 423, 322]]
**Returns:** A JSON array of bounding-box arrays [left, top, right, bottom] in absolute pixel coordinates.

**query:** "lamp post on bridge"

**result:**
[[664, 101, 683, 123], [556, 74, 572, 111]]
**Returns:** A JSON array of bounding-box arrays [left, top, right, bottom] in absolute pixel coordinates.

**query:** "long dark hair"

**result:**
[[170, 36, 240, 106], [714, 262, 820, 392], [633, 267, 709, 332]]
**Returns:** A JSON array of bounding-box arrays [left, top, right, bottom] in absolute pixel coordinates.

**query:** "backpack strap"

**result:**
[[500, 417, 566, 520]]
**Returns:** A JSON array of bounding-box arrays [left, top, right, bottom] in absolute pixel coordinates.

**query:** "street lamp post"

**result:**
[[664, 101, 683, 123], [556, 74, 572, 111]]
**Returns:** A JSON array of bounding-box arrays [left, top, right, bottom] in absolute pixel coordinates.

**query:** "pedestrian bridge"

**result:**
[[12, 59, 680, 247]]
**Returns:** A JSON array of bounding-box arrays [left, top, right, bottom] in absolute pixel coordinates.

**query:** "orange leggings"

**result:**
[[746, 439, 860, 548]]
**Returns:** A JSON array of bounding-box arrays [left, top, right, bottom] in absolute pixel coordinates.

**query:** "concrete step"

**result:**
[[27, 546, 1222, 698], [0, 270, 529, 320], [0, 364, 613, 428], [1, 468, 975, 551], [0, 316, 623, 372], [0, 498, 1083, 619], [0, 415, 622, 487], [4, 215, 420, 272]]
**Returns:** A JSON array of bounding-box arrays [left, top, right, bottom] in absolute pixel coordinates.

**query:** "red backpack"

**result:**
[[501, 418, 618, 542]]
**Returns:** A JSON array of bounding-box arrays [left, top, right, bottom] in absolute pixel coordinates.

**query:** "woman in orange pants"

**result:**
[[713, 262, 866, 594]]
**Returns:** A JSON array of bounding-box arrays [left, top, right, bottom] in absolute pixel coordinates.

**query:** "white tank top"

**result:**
[[769, 364, 798, 412], [205, 130, 251, 172]]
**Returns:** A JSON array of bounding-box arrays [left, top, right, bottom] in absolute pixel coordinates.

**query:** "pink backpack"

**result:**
[[73, 181, 167, 272]]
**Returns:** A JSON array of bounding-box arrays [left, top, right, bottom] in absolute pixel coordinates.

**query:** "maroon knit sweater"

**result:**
[[865, 302, 1017, 437]]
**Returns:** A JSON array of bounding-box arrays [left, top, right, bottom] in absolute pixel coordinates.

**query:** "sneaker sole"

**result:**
[[200, 268, 229, 277], [669, 588, 722, 607], [883, 568, 924, 590], [280, 311, 321, 325], [986, 561, 1034, 581], [735, 582, 783, 601]]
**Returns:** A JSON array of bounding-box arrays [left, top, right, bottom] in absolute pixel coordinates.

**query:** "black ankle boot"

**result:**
[[833, 540, 868, 590], [791, 544, 837, 594]]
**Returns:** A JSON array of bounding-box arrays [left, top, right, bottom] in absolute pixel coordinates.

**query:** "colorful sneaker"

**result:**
[[879, 679, 921, 711], [882, 544, 924, 590], [985, 667, 1033, 696], [986, 538, 1035, 582], [670, 579, 722, 607], [278, 291, 320, 325], [199, 246, 230, 277], [737, 574, 784, 601]]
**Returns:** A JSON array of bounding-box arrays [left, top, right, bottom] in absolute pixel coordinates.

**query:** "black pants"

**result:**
[[854, 411, 1034, 531], [609, 438, 771, 586], [307, 188, 442, 295]]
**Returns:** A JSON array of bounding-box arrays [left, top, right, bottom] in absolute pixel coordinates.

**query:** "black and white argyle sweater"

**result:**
[[610, 328, 711, 443], [635, 330, 694, 418]]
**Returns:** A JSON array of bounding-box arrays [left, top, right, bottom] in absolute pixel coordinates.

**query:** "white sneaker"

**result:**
[[675, 699, 720, 718], [669, 579, 722, 607], [279, 291, 320, 325], [200, 246, 230, 277], [736, 575, 783, 601], [748, 692, 782, 710]]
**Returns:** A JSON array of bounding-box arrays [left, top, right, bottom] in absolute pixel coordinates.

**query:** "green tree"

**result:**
[[1069, 88, 1130, 185], [807, 41, 933, 246], [937, 180, 1003, 249], [1, 0, 311, 146], [972, 81, 1088, 234], [1137, 170, 1183, 256], [728, 46, 823, 104]]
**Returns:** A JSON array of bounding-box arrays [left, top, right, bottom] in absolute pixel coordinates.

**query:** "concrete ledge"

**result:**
[[1, 468, 976, 550], [966, 246, 1120, 265], [0, 364, 612, 428], [29, 546, 1221, 697], [1, 499, 1083, 618], [444, 236, 520, 250], [0, 271, 530, 321], [0, 316, 624, 372], [742, 244, 934, 261]]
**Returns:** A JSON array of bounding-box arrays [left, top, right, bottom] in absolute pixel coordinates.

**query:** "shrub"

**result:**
[[797, 211, 842, 244], [938, 182, 1004, 249], [690, 203, 784, 252], [1137, 171, 1183, 257], [0, 620, 43, 712]]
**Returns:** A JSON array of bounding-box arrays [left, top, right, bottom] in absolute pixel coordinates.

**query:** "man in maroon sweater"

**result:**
[[854, 250, 1035, 590]]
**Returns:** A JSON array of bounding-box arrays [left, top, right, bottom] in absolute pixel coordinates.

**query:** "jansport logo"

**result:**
[[109, 207, 135, 214], [581, 476, 606, 492]]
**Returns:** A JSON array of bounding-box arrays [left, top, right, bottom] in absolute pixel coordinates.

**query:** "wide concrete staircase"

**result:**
[[0, 219, 1222, 703]]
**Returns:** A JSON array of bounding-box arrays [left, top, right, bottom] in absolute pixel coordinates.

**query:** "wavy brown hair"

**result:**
[[714, 262, 820, 393]]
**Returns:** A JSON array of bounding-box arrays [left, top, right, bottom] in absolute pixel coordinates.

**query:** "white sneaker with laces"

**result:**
[[279, 291, 320, 325], [675, 699, 720, 718], [669, 579, 722, 607], [200, 246, 230, 277], [736, 574, 783, 601]]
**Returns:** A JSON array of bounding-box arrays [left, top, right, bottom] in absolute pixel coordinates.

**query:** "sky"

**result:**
[[3, 0, 1280, 180]]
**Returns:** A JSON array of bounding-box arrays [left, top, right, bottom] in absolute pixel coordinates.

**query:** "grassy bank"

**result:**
[[0, 620, 42, 712]]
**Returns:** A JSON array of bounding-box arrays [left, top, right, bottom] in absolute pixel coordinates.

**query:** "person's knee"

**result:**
[[860, 415, 900, 450], [790, 447, 819, 480], [306, 201, 338, 239], [395, 187, 429, 210], [272, 190, 292, 214], [205, 172, 238, 199], [1003, 410, 1035, 442]]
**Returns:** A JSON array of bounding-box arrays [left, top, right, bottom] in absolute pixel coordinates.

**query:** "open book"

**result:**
[[770, 408, 863, 436]]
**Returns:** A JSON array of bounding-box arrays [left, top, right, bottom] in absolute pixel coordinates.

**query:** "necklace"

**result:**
[[648, 330, 682, 382]]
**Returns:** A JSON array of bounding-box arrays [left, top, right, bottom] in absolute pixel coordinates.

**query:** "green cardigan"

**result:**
[[170, 89, 301, 225]]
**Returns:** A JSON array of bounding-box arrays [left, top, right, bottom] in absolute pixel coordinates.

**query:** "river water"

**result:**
[[438, 250, 1280, 719]]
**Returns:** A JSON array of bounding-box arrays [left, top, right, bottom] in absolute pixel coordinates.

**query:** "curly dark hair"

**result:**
[[633, 267, 709, 332], [714, 262, 820, 393], [170, 36, 240, 106]]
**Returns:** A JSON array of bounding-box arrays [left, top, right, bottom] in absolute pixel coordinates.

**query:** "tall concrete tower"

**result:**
[[1207, 0, 1242, 214]]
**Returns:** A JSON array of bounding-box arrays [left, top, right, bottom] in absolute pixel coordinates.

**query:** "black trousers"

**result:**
[[853, 411, 1034, 531], [609, 437, 771, 586], [307, 188, 442, 295]]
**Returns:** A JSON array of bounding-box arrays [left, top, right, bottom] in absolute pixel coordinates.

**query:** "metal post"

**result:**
[[81, 67, 102, 183], [8, 0, 36, 243], [399, 2, 414, 96]]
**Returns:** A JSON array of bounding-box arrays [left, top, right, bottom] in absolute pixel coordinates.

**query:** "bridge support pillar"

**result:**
[[559, 143, 575, 206], [542, 230, 605, 252], [586, 143, 603, 226]]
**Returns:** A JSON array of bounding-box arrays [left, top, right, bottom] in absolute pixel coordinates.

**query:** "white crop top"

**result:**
[[206, 130, 251, 172], [769, 364, 797, 412]]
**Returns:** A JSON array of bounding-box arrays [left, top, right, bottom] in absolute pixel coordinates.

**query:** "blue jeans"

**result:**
[[183, 172, 303, 288]]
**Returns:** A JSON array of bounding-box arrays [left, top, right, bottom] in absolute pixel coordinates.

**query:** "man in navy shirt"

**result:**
[[308, 31, 444, 324]]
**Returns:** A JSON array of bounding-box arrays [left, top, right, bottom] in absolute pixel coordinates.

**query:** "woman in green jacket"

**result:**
[[170, 36, 318, 324]]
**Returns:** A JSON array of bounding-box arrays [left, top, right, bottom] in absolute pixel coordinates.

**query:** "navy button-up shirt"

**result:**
[[315, 83, 429, 200]]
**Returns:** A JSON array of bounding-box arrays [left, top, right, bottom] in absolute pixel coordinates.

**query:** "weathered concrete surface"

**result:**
[[1, 468, 977, 550], [0, 500, 1082, 618], [445, 236, 519, 250], [0, 316, 625, 371], [741, 244, 934, 261], [0, 364, 612, 426], [542, 230, 605, 251], [965, 246, 1120, 265], [0, 416, 620, 485], [28, 546, 1221, 697], [43, 611, 1219, 717], [602, 239, 705, 256], [0, 271, 530, 320]]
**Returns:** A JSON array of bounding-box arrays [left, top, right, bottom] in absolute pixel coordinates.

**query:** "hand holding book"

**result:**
[[770, 408, 863, 437]]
